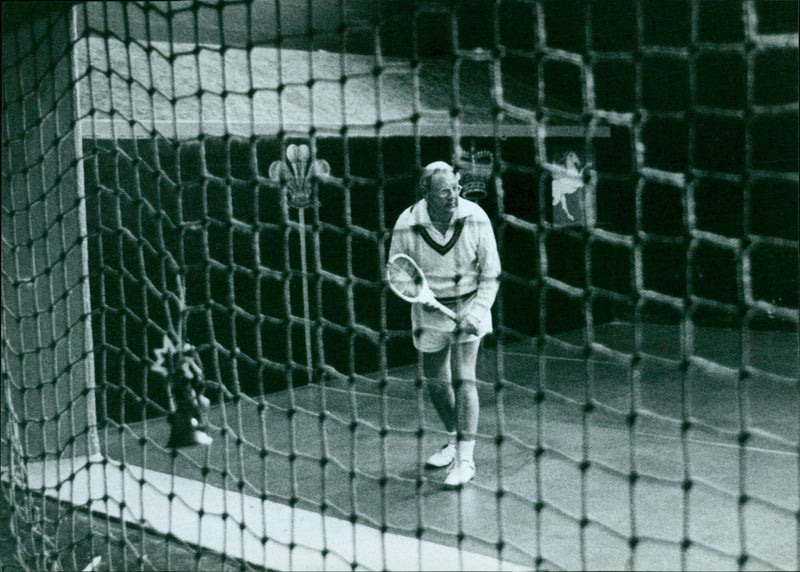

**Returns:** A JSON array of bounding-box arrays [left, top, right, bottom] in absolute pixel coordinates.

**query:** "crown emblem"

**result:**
[[269, 143, 331, 208], [455, 144, 493, 200]]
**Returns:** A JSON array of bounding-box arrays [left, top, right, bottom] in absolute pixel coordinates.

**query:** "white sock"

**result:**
[[458, 439, 475, 462], [446, 431, 457, 448]]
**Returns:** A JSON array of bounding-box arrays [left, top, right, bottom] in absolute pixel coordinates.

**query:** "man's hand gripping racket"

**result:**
[[386, 253, 457, 320]]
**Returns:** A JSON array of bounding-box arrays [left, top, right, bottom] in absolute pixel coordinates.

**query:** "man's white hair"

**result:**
[[418, 161, 456, 196]]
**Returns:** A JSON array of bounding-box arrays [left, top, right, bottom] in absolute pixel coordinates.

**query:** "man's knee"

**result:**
[[452, 362, 478, 388], [453, 339, 480, 368], [422, 346, 450, 379], [452, 376, 477, 393]]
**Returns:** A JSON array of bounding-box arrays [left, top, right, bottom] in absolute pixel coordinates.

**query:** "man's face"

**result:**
[[426, 171, 460, 221]]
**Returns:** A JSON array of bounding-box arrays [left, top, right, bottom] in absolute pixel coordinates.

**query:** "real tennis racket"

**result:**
[[386, 253, 457, 321]]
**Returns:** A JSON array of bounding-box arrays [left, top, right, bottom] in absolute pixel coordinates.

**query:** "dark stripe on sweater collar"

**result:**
[[412, 218, 466, 256]]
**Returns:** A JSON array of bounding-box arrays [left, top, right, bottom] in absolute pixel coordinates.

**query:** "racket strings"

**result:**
[[388, 259, 424, 298]]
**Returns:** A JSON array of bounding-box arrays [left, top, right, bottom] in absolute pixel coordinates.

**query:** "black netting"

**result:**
[[2, 1, 798, 570]]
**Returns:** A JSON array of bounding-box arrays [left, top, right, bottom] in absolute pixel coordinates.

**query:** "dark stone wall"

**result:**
[[84, 125, 797, 424], [83, 135, 607, 422]]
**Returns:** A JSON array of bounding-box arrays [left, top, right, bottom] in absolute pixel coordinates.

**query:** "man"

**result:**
[[388, 161, 501, 487]]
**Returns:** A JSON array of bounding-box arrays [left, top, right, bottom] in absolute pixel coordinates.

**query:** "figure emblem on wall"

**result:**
[[552, 151, 587, 224]]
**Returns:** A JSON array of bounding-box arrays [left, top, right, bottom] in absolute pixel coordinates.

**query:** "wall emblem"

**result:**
[[269, 143, 331, 208], [552, 152, 586, 223], [455, 144, 494, 201]]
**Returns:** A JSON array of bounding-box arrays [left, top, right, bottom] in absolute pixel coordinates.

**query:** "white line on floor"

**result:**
[[21, 456, 529, 572], [637, 432, 798, 457]]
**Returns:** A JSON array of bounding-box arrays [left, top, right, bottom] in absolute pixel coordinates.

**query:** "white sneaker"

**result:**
[[443, 459, 475, 487], [189, 418, 213, 446], [192, 430, 213, 446], [425, 443, 456, 468]]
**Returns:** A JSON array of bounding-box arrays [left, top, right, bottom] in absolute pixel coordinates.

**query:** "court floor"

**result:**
[[32, 322, 799, 570]]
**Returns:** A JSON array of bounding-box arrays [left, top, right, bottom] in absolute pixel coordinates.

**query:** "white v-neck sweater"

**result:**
[[388, 197, 501, 333]]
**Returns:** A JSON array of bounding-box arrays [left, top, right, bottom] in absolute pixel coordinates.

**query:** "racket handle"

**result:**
[[432, 301, 458, 321]]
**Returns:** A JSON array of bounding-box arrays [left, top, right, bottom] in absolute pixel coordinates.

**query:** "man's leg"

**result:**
[[422, 345, 458, 467], [423, 345, 457, 431], [444, 339, 481, 486], [452, 339, 480, 441]]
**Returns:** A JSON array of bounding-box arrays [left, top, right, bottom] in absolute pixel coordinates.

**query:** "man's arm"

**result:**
[[387, 210, 410, 261], [387, 208, 444, 313], [461, 215, 501, 331]]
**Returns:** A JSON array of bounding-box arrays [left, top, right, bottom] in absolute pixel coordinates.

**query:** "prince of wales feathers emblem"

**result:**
[[269, 143, 331, 208]]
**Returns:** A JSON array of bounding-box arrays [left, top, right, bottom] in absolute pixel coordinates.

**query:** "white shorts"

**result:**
[[411, 292, 492, 353]]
